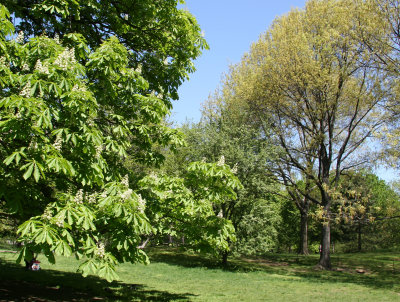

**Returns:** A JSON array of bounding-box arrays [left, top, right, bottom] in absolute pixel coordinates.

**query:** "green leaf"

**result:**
[[22, 163, 34, 180], [34, 164, 40, 182]]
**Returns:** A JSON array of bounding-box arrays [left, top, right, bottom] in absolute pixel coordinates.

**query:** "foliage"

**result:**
[[140, 160, 242, 254], [0, 2, 230, 282], [330, 171, 400, 251], [234, 198, 281, 256], [162, 88, 281, 258], [4, 0, 208, 101], [221, 0, 391, 268]]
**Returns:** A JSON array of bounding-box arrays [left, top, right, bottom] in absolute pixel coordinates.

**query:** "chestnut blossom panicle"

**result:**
[[74, 189, 84, 204], [135, 64, 142, 74], [35, 59, 50, 75], [231, 163, 238, 174], [15, 31, 24, 43], [88, 193, 96, 204], [53, 136, 62, 151], [149, 172, 158, 180], [22, 63, 30, 71], [55, 215, 64, 227], [72, 84, 87, 92], [217, 155, 225, 166], [121, 174, 129, 187], [19, 82, 31, 98], [137, 194, 146, 214], [95, 242, 106, 258], [28, 140, 38, 150], [121, 188, 132, 201], [95, 145, 103, 158], [42, 209, 52, 220], [54, 47, 76, 71], [54, 33, 60, 44]]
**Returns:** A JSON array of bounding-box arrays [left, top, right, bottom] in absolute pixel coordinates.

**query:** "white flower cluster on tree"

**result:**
[[55, 215, 64, 227], [88, 193, 96, 204], [137, 194, 146, 213], [121, 188, 132, 201], [35, 59, 50, 75], [95, 242, 106, 258], [42, 208, 52, 220], [72, 84, 87, 92], [231, 163, 238, 174], [22, 63, 29, 71], [54, 33, 60, 44], [28, 140, 38, 150], [54, 48, 76, 71], [15, 31, 24, 43], [135, 64, 142, 74], [74, 189, 84, 204], [19, 82, 31, 98], [149, 172, 158, 180], [217, 155, 225, 166], [53, 136, 62, 151], [121, 174, 129, 187], [95, 145, 102, 158]]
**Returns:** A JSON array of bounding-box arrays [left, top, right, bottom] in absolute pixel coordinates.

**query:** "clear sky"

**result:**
[[169, 0, 398, 182], [171, 0, 307, 125]]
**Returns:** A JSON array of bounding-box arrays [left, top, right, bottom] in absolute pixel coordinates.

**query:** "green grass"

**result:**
[[1, 245, 400, 301]]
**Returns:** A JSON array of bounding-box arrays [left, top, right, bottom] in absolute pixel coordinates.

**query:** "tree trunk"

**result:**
[[221, 251, 229, 266], [299, 212, 309, 255], [319, 220, 331, 269], [357, 221, 362, 252]]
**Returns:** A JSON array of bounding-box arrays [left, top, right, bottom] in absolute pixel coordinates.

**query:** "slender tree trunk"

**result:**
[[319, 218, 331, 269], [299, 212, 309, 255], [357, 221, 362, 252], [221, 251, 229, 266]]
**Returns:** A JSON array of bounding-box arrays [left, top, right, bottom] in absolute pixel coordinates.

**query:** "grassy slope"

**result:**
[[0, 246, 400, 301]]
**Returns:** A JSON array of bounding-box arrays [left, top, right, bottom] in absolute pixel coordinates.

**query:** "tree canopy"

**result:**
[[210, 0, 393, 268], [0, 1, 240, 282]]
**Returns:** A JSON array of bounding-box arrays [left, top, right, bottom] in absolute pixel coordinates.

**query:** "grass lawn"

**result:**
[[1, 244, 400, 301]]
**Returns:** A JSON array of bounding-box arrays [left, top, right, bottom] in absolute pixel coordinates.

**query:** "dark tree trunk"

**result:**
[[357, 221, 362, 252], [319, 219, 331, 269], [221, 251, 229, 266], [299, 212, 309, 255]]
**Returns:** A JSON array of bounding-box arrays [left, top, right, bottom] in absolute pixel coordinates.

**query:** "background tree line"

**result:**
[[161, 0, 400, 269]]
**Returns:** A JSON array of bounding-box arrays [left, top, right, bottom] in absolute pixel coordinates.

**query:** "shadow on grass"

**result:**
[[147, 248, 400, 293], [0, 258, 196, 301]]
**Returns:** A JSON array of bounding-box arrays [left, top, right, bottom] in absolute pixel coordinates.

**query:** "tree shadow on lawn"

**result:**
[[148, 249, 400, 293], [0, 259, 196, 301]]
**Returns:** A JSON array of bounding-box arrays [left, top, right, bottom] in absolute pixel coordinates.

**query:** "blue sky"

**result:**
[[171, 0, 306, 124], [170, 0, 398, 182]]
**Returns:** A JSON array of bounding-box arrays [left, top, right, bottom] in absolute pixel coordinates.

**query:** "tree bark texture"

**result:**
[[299, 212, 309, 255], [319, 220, 331, 269]]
